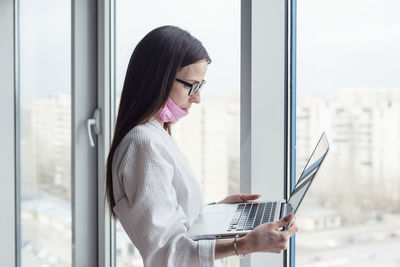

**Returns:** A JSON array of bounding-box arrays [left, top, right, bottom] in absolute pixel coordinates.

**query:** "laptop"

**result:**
[[187, 132, 329, 240]]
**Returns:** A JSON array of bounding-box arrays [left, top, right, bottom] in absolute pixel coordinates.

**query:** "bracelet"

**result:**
[[233, 235, 246, 258]]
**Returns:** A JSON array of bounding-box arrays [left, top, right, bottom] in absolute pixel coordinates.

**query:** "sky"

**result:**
[[115, 0, 240, 98], [19, 0, 71, 101], [18, 0, 400, 101], [297, 0, 400, 100]]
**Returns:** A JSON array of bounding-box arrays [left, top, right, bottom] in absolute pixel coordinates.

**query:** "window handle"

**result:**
[[87, 108, 101, 147]]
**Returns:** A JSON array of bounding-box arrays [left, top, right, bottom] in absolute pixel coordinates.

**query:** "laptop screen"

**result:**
[[288, 132, 329, 215]]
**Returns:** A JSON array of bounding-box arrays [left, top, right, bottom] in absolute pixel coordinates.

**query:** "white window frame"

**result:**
[[71, 0, 99, 266], [241, 0, 293, 266], [0, 0, 17, 266], [97, 0, 114, 266]]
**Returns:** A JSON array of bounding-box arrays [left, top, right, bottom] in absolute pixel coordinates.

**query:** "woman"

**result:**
[[106, 25, 297, 267]]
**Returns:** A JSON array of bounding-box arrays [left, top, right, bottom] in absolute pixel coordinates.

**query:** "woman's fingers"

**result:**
[[287, 222, 298, 236], [274, 213, 294, 228], [275, 214, 298, 236], [239, 194, 261, 202], [244, 216, 298, 254], [243, 213, 298, 254], [217, 193, 262, 204]]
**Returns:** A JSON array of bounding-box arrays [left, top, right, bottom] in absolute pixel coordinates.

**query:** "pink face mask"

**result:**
[[159, 97, 189, 122]]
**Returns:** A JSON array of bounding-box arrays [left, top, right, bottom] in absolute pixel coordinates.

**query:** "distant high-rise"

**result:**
[[296, 88, 400, 221], [173, 92, 240, 203], [21, 95, 71, 201]]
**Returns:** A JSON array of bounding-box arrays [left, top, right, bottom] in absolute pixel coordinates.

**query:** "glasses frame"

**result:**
[[175, 78, 206, 96]]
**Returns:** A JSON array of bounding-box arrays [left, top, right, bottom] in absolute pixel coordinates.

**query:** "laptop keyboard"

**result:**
[[227, 202, 278, 232]]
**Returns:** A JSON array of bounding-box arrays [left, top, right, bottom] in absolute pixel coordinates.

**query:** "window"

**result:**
[[0, 1, 291, 266], [19, 0, 72, 266], [296, 0, 400, 266]]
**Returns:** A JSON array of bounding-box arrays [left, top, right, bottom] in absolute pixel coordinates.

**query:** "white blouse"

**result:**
[[112, 118, 216, 267]]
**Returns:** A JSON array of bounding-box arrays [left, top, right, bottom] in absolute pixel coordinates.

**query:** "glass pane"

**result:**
[[296, 1, 400, 266], [19, 0, 72, 266], [115, 1, 240, 266]]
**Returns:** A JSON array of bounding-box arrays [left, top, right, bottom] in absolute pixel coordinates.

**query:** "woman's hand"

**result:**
[[216, 193, 261, 204], [237, 214, 298, 254]]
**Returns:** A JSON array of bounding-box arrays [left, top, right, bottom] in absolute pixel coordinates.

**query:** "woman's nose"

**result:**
[[190, 91, 201, 104]]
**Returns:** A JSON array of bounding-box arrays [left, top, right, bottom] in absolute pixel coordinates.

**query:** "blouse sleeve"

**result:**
[[113, 138, 216, 267]]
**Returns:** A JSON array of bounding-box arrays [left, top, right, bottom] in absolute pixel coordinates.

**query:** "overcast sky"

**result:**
[[297, 0, 400, 100], [19, 0, 400, 101], [115, 0, 240, 98]]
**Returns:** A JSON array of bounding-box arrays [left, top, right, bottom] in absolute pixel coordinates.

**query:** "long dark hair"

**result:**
[[106, 26, 211, 218]]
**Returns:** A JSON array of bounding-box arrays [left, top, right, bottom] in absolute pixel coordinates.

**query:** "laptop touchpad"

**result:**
[[199, 204, 236, 224]]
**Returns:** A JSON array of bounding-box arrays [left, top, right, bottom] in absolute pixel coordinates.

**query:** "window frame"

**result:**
[[0, 0, 17, 266], [240, 0, 294, 266], [71, 0, 99, 266], [97, 0, 115, 266]]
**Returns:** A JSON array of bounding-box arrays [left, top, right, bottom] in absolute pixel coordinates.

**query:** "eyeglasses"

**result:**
[[175, 78, 206, 97]]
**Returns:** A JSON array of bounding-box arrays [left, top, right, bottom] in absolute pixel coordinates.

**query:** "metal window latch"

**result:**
[[87, 108, 101, 147]]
